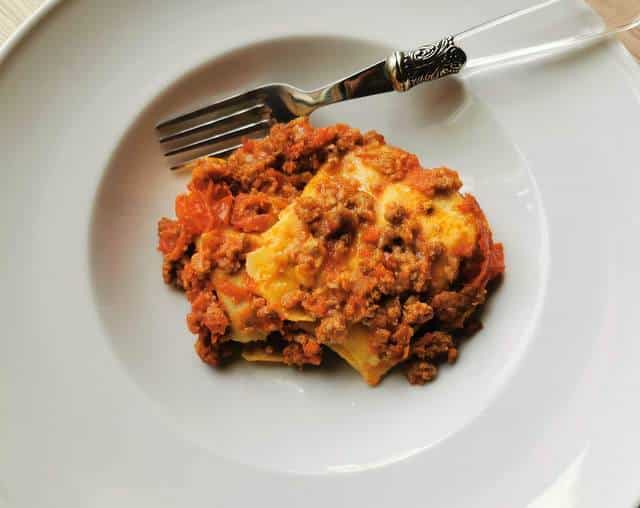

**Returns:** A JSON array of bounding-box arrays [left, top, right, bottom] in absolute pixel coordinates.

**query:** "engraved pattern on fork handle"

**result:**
[[386, 36, 468, 92]]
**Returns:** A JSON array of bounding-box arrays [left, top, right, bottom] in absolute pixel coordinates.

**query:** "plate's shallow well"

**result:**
[[91, 35, 547, 473], [2, 0, 639, 507]]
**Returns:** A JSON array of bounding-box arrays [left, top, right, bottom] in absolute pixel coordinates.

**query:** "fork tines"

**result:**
[[156, 91, 274, 170]]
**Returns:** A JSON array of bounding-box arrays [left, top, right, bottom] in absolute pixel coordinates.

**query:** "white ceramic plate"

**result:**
[[2, 0, 639, 506]]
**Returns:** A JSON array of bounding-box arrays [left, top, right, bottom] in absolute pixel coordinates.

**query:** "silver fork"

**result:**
[[157, 0, 639, 170]]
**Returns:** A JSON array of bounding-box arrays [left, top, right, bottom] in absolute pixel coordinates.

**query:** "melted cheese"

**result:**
[[377, 183, 475, 290], [245, 153, 382, 320], [329, 325, 406, 386], [212, 270, 266, 343], [244, 207, 314, 321], [244, 146, 478, 383]]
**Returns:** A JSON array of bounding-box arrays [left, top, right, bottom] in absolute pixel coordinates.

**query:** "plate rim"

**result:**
[[0, 0, 61, 64], [2, 0, 640, 70]]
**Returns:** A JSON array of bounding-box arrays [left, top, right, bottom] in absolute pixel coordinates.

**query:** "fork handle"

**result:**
[[385, 1, 640, 92], [311, 0, 638, 107], [385, 36, 467, 92]]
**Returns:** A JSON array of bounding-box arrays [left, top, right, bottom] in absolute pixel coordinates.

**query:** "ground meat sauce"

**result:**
[[157, 117, 504, 385]]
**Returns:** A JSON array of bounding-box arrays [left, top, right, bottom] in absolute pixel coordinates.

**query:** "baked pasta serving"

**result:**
[[157, 118, 504, 386]]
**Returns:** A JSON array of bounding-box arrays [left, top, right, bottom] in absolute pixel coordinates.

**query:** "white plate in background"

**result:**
[[1, 0, 639, 506]]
